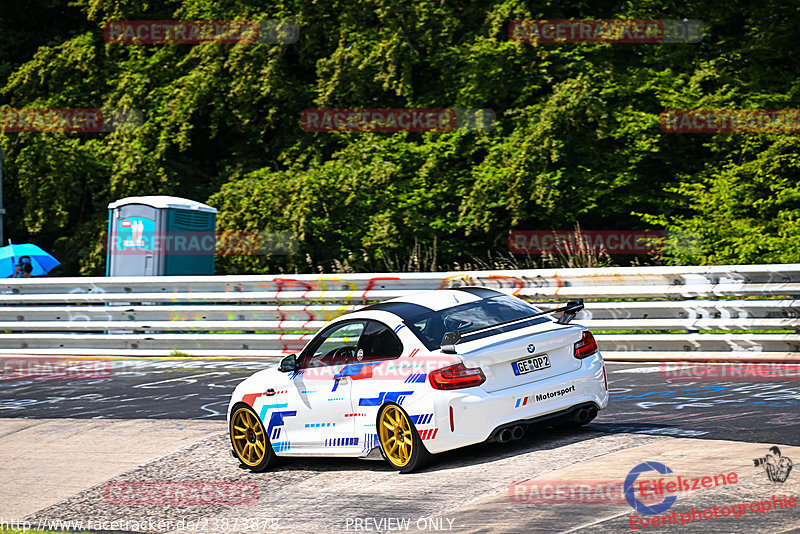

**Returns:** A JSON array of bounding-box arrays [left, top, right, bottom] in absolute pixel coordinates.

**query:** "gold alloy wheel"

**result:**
[[231, 407, 268, 467], [379, 404, 414, 467]]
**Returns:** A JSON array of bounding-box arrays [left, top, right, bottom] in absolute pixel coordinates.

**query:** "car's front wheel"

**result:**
[[230, 403, 277, 472], [378, 403, 431, 473]]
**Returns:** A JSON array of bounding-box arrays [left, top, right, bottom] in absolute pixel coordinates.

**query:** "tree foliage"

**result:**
[[1, 0, 798, 274]]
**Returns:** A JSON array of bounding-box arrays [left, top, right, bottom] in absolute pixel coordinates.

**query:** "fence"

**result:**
[[0, 264, 798, 361]]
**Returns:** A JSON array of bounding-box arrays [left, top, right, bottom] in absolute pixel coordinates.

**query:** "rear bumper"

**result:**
[[424, 352, 608, 454], [485, 401, 598, 441]]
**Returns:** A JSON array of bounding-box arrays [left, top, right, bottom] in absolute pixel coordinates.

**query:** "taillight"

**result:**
[[429, 363, 486, 390], [574, 331, 598, 359]]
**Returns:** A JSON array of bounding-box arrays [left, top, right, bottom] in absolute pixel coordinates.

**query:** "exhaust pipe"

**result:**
[[511, 426, 525, 440], [497, 428, 513, 443], [568, 406, 598, 425], [571, 408, 590, 424]]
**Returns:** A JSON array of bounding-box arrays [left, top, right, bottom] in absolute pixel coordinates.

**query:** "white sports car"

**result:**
[[228, 287, 608, 473]]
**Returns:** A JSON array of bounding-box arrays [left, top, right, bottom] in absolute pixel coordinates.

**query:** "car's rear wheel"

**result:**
[[230, 403, 277, 472], [378, 403, 431, 473]]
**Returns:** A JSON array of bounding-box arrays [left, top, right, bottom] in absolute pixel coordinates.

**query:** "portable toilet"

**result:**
[[106, 196, 217, 276]]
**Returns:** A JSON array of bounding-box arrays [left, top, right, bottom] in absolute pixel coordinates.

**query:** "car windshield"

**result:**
[[406, 295, 551, 351]]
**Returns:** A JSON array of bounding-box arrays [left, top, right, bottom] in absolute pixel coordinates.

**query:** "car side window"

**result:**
[[300, 321, 366, 368], [357, 320, 404, 362]]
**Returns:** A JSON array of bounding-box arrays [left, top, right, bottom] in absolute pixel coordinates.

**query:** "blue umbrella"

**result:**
[[0, 243, 61, 277]]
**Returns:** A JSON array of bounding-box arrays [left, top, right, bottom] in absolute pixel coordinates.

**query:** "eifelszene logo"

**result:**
[[624, 462, 678, 515], [624, 461, 740, 518], [754, 446, 793, 483]]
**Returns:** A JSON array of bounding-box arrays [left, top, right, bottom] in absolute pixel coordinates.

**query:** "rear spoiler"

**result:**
[[440, 299, 584, 354]]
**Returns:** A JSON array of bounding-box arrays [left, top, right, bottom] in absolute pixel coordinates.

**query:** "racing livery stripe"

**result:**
[[418, 428, 439, 440], [245, 389, 288, 405], [411, 413, 433, 425], [272, 441, 290, 453], [362, 433, 379, 452], [325, 437, 359, 446], [404, 373, 427, 383], [358, 391, 414, 406], [333, 362, 383, 391], [241, 392, 265, 407], [258, 403, 289, 420], [335, 362, 382, 380], [266, 410, 297, 439]]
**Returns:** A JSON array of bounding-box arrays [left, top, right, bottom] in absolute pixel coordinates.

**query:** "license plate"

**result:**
[[512, 355, 551, 376]]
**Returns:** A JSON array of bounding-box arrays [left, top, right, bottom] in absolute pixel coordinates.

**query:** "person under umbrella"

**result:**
[[0, 243, 61, 278], [14, 255, 34, 278]]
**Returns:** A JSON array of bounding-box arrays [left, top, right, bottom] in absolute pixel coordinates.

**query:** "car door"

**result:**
[[348, 320, 406, 451], [280, 320, 366, 453]]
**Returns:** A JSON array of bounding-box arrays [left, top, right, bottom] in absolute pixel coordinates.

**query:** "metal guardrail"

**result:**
[[0, 264, 798, 361]]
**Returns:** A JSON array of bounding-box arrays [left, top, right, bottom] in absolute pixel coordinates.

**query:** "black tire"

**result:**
[[377, 403, 432, 473], [229, 403, 278, 472]]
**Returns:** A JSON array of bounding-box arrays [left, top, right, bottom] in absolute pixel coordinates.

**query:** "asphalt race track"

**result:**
[[1, 358, 799, 533], [0, 359, 271, 420], [2, 359, 799, 445]]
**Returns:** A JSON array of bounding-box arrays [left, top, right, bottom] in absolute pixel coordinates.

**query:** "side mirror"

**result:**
[[279, 354, 298, 372]]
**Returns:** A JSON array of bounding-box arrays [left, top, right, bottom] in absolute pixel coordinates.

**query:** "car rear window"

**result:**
[[406, 295, 551, 351]]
